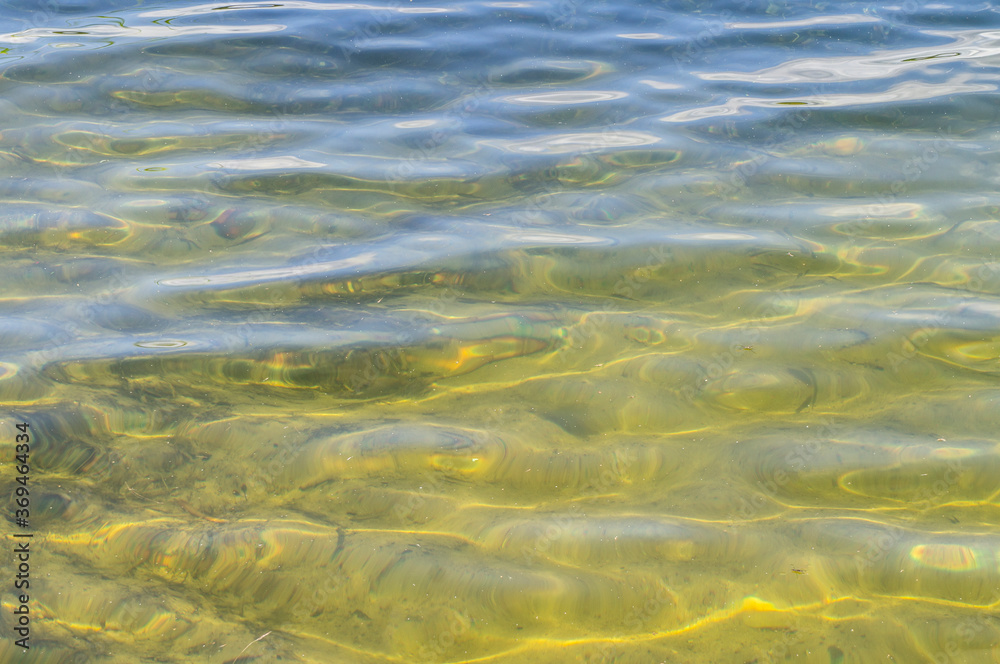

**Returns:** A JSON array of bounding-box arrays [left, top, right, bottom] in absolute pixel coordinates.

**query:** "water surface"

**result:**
[[1, 1, 1000, 662]]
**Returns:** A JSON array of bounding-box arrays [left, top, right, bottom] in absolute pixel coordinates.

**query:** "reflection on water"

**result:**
[[2, 0, 1000, 662]]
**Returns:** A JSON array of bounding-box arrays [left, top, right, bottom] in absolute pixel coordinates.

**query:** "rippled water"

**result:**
[[2, 1, 1000, 662]]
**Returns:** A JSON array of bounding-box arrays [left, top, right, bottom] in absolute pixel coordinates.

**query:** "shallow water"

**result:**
[[1, 1, 1000, 662]]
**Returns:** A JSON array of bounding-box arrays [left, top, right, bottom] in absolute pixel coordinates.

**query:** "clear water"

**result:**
[[1, 1, 1000, 662]]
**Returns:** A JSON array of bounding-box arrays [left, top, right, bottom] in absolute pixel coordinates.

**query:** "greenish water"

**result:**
[[1, 1, 1000, 662]]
